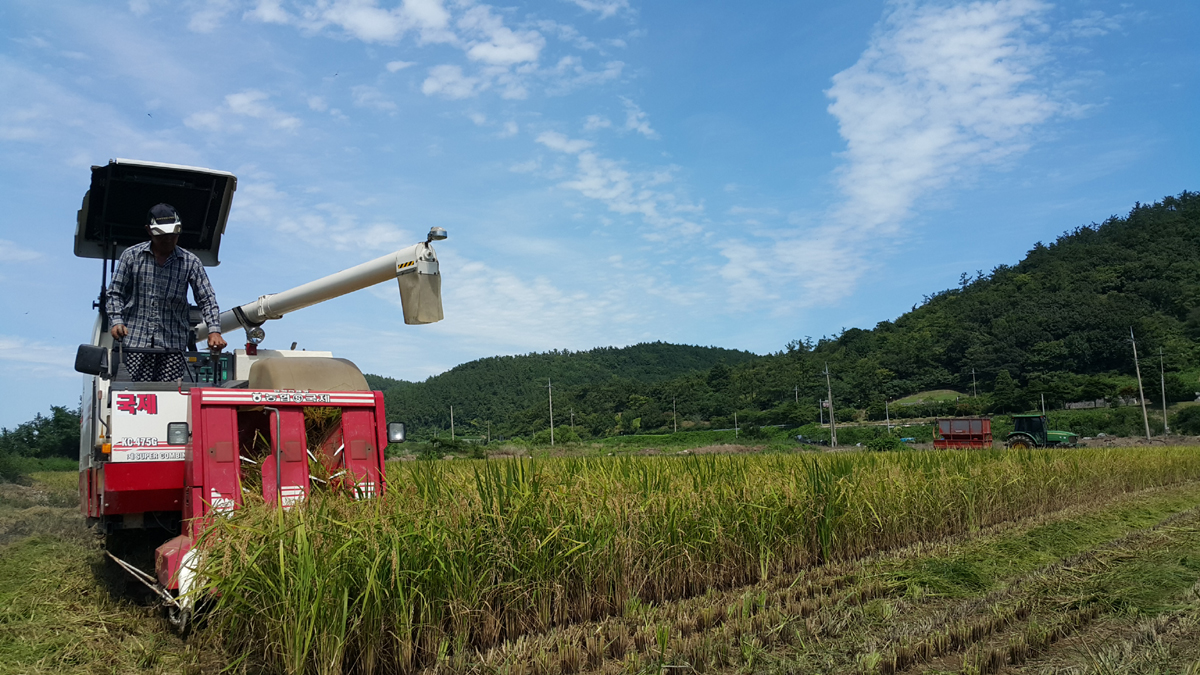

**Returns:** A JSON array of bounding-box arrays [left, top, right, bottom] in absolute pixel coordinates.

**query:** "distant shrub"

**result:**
[[739, 425, 769, 440], [1172, 406, 1200, 435], [867, 436, 903, 452]]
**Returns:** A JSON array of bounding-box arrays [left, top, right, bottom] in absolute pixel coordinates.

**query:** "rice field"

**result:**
[[198, 447, 1200, 675]]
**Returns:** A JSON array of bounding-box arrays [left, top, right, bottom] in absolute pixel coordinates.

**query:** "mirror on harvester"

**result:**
[[75, 344, 108, 376], [387, 422, 406, 444]]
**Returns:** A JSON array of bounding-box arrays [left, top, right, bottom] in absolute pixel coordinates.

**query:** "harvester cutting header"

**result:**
[[73, 158, 446, 630]]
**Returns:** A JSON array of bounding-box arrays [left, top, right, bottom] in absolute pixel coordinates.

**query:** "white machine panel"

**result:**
[[109, 389, 190, 462]]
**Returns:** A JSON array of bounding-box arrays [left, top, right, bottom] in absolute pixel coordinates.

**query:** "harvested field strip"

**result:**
[[879, 502, 1200, 673], [0, 473, 208, 675], [198, 447, 1200, 674]]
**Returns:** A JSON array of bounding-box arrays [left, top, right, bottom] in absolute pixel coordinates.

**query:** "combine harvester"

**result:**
[[72, 159, 446, 630]]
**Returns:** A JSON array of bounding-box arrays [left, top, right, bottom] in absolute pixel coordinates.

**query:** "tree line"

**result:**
[[371, 192, 1200, 441], [4, 192, 1198, 466]]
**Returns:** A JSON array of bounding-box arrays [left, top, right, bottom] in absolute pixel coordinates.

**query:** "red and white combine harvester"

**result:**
[[73, 159, 446, 629]]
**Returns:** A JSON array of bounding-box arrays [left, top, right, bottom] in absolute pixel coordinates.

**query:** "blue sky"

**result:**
[[0, 0, 1196, 428]]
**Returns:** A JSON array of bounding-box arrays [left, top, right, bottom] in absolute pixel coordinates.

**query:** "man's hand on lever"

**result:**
[[207, 332, 227, 351], [110, 324, 129, 340]]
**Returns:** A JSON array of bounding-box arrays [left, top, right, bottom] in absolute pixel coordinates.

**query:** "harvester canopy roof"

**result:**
[[75, 159, 237, 266]]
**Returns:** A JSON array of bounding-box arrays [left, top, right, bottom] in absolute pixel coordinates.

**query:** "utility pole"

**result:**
[[450, 405, 455, 440], [818, 398, 824, 426], [972, 368, 978, 398], [734, 412, 739, 438], [547, 380, 556, 445], [487, 420, 491, 444], [672, 397, 677, 433], [1040, 393, 1046, 417], [1130, 328, 1152, 440], [885, 398, 891, 434], [824, 362, 838, 447], [1161, 347, 1170, 435], [793, 386, 799, 404], [570, 408, 575, 433]]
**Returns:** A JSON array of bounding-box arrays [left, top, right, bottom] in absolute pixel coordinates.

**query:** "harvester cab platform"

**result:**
[[73, 159, 445, 631]]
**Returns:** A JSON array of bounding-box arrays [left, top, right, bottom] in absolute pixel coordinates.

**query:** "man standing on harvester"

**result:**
[[106, 203, 227, 381]]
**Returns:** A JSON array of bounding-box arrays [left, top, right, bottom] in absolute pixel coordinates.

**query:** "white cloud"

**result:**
[[500, 120, 519, 137], [242, 1, 624, 101], [0, 60, 200, 164], [183, 110, 223, 131], [0, 240, 42, 262], [351, 85, 397, 111], [621, 97, 656, 138], [422, 64, 483, 99], [245, 0, 289, 23], [235, 180, 412, 253], [244, 0, 455, 44], [1065, 10, 1125, 38], [535, 131, 593, 154], [128, 0, 152, 16], [509, 158, 540, 173], [826, 0, 1057, 233], [226, 90, 303, 129], [458, 5, 545, 66], [727, 206, 779, 217], [185, 90, 301, 131], [567, 0, 630, 20], [434, 255, 623, 351], [546, 58, 624, 95], [584, 114, 611, 130], [536, 19, 597, 50], [188, 0, 237, 32], [307, 95, 328, 111], [537, 136, 704, 239], [716, 0, 1060, 309], [0, 335, 75, 377]]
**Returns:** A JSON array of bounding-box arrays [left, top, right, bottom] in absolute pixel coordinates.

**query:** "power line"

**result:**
[[824, 362, 838, 448], [545, 378, 555, 446], [1130, 328, 1151, 440], [1161, 347, 1170, 435]]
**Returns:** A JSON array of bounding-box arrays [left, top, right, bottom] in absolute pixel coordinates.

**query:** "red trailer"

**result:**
[[933, 417, 993, 449]]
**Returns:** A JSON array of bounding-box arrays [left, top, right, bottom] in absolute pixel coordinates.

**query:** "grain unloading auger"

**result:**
[[72, 159, 446, 631]]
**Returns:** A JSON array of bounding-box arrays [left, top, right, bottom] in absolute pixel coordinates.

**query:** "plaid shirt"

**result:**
[[105, 242, 221, 350]]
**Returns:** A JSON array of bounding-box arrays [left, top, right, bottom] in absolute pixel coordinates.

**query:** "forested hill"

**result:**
[[718, 191, 1200, 417], [365, 342, 759, 436], [373, 192, 1200, 440]]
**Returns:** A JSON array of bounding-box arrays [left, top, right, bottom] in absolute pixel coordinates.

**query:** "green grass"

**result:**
[[893, 389, 968, 405], [0, 472, 211, 675], [882, 486, 1200, 598]]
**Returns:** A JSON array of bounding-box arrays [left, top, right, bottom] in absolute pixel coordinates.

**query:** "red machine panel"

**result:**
[[261, 407, 310, 508], [99, 462, 187, 514], [340, 403, 384, 499]]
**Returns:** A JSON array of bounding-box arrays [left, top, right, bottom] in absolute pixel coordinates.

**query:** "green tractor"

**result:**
[[1005, 414, 1080, 449]]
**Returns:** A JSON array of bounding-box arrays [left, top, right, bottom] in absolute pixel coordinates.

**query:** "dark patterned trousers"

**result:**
[[123, 353, 186, 382]]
